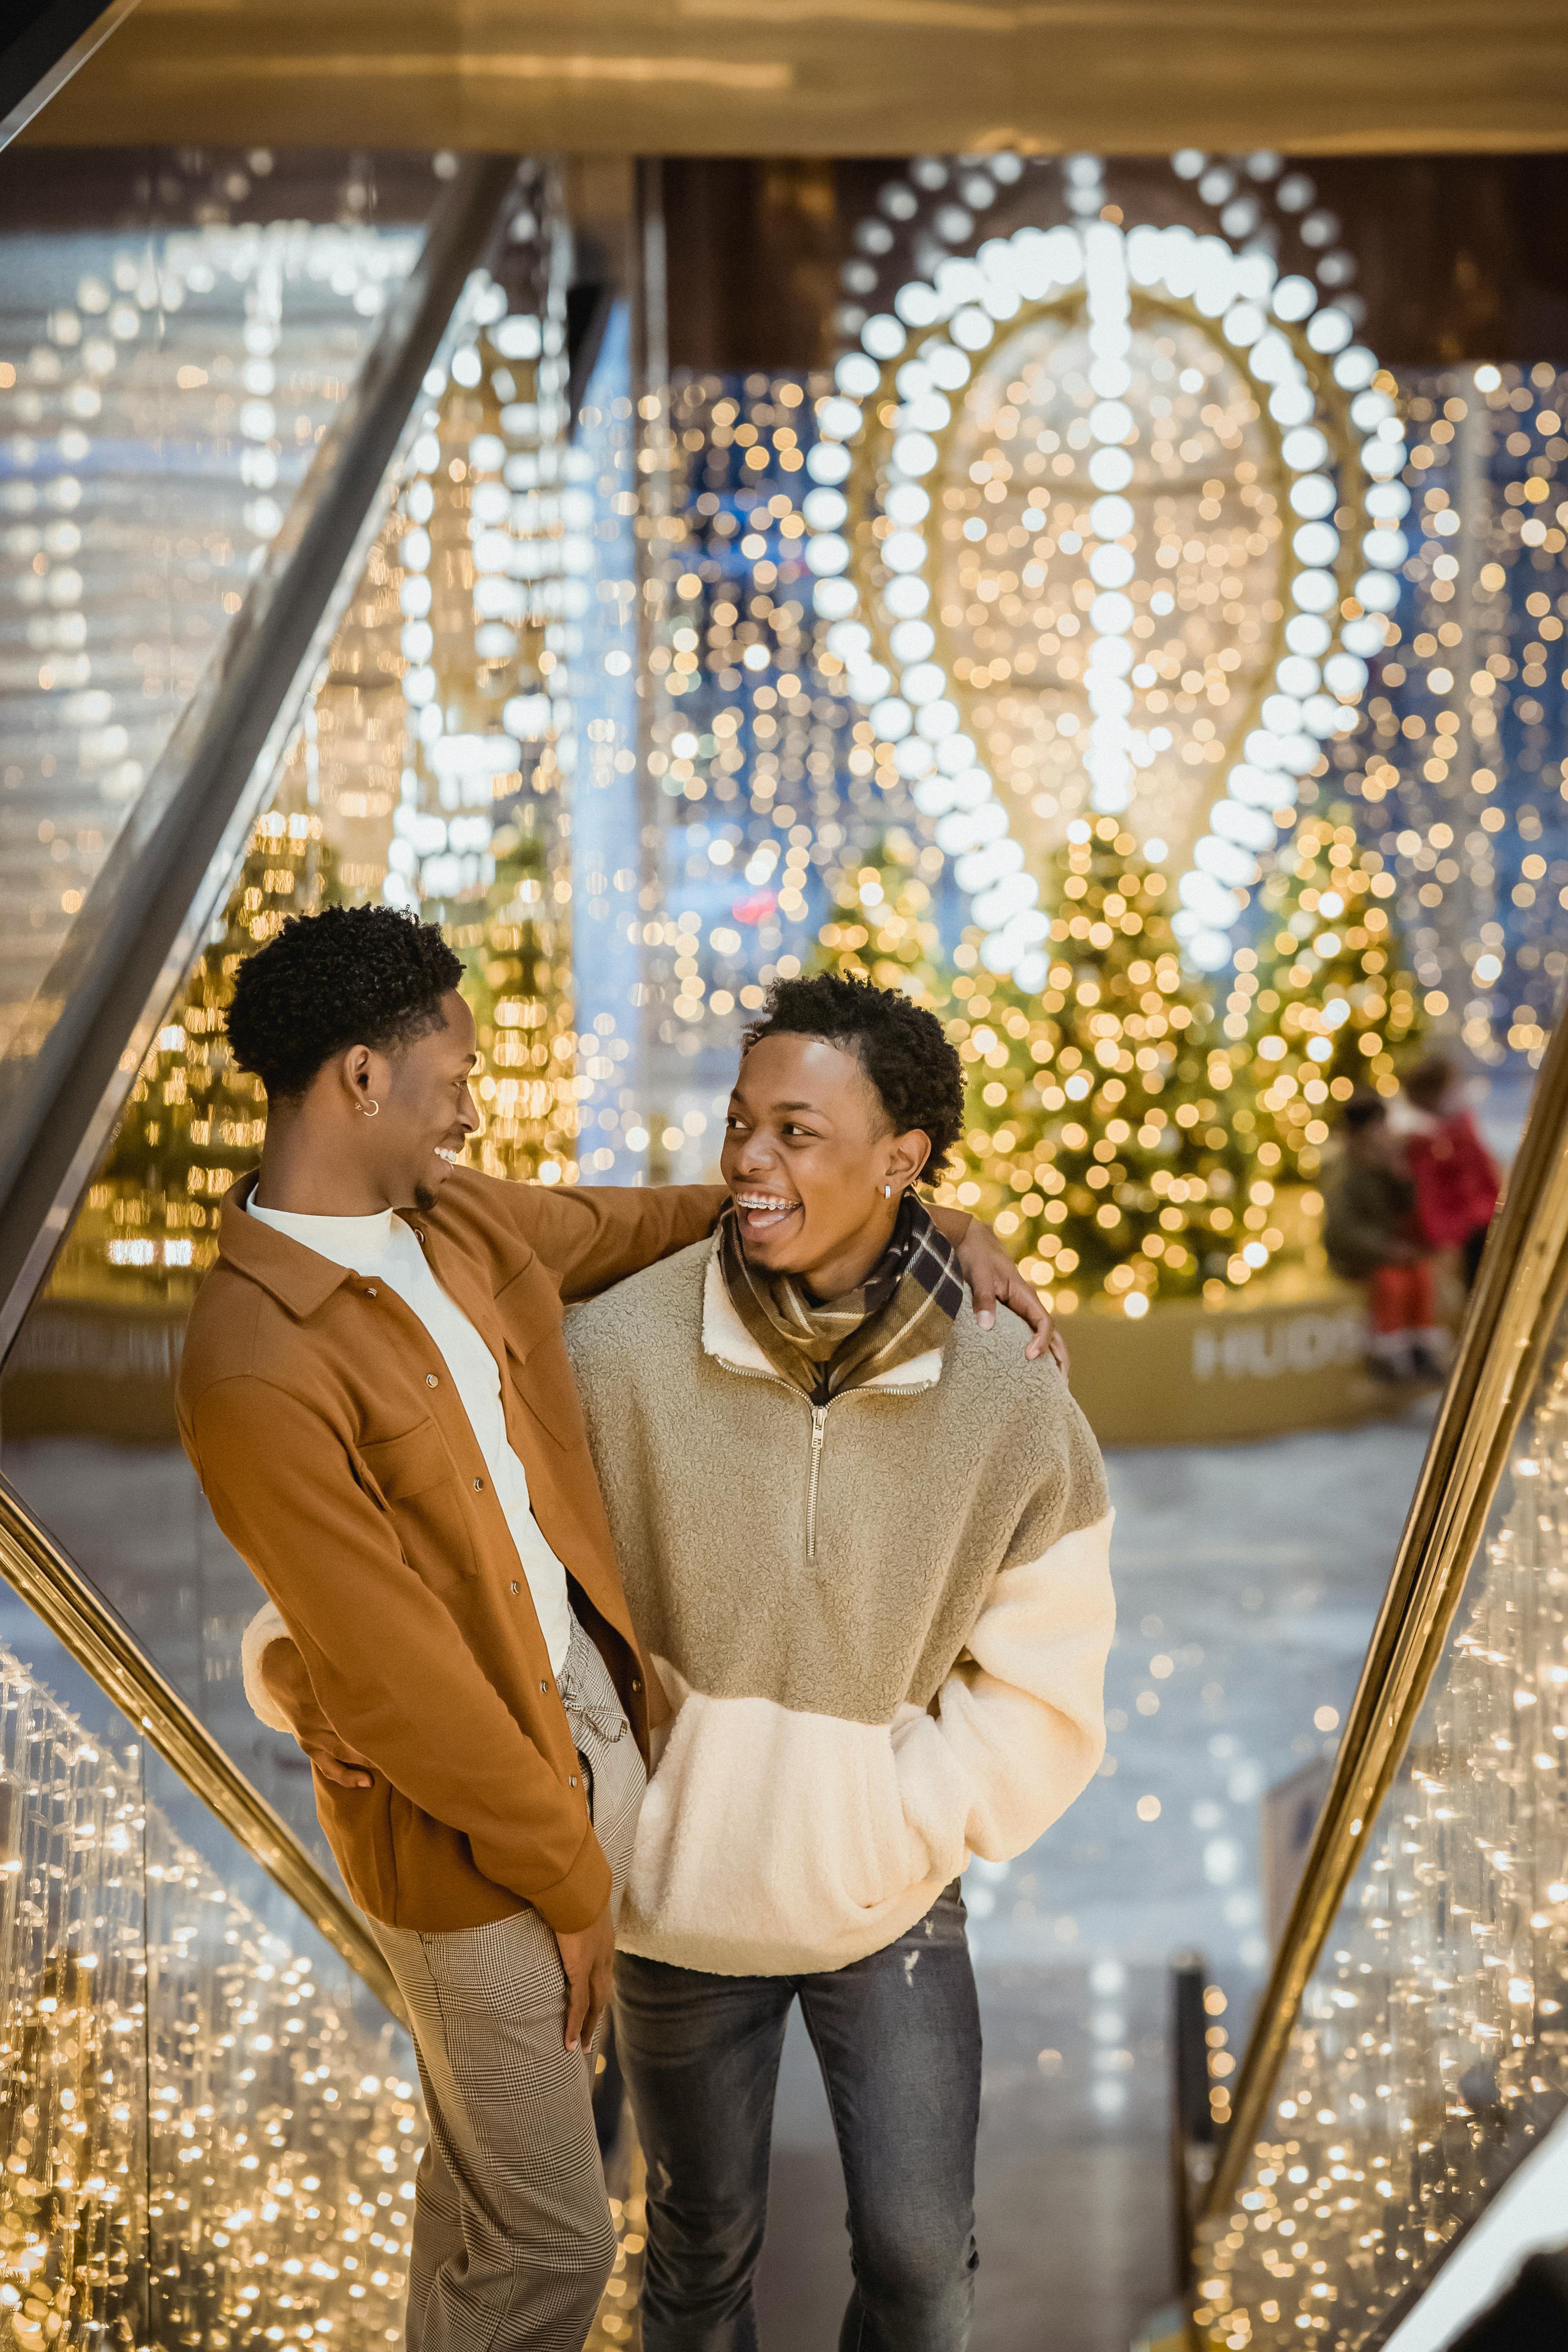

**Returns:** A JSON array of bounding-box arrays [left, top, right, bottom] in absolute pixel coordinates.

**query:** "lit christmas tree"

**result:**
[[62, 810, 337, 1300], [463, 802, 580, 1187], [1242, 801, 1424, 1184], [814, 830, 947, 1004], [815, 818, 1263, 1317]]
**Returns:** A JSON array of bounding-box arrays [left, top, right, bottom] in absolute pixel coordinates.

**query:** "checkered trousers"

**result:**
[[373, 1616, 646, 2352]]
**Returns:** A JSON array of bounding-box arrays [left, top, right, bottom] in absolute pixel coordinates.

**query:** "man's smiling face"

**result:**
[[720, 1031, 927, 1287], [364, 987, 481, 1211]]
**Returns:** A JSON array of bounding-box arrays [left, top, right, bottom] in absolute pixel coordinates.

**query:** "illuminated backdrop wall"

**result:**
[[8, 149, 1566, 1337]]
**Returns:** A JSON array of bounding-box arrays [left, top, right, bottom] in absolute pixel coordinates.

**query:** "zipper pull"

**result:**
[[807, 1404, 828, 1561]]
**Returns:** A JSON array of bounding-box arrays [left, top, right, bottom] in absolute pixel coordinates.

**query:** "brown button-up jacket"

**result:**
[[177, 1169, 724, 1936]]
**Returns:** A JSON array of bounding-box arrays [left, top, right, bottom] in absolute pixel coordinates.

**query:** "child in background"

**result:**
[[1402, 1053, 1500, 1289], [1323, 1093, 1445, 1383]]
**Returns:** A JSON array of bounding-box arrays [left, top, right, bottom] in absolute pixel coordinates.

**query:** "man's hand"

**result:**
[[301, 1731, 377, 1789], [260, 1641, 375, 1789], [554, 1904, 616, 2054], [953, 1219, 1068, 1371]]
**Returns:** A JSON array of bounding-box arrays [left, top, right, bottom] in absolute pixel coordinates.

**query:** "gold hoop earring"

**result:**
[[360, 1098, 380, 1119]]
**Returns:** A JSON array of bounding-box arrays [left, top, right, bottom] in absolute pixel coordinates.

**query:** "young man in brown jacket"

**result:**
[[177, 904, 1048, 2352]]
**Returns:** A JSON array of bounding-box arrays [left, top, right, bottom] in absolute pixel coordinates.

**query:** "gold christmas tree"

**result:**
[[58, 810, 337, 1301], [815, 830, 947, 1005], [462, 803, 580, 1187], [1242, 801, 1423, 1183], [815, 820, 1266, 1316]]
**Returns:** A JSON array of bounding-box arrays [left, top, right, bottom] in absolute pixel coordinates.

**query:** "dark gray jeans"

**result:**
[[614, 1885, 982, 2352]]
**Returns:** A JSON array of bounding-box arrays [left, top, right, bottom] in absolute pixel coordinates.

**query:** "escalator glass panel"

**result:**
[[0, 146, 445, 1089], [1199, 1289, 1568, 2348], [0, 1608, 419, 2351]]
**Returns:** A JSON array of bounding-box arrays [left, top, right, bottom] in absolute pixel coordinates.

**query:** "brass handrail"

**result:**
[[1203, 1009, 1568, 2217], [0, 1478, 405, 2022]]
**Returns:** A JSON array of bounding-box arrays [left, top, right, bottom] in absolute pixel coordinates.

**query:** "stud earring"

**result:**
[[883, 1183, 892, 1200], [360, 1098, 380, 1119]]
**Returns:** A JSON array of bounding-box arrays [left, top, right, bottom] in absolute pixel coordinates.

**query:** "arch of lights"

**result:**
[[804, 173, 1408, 981]]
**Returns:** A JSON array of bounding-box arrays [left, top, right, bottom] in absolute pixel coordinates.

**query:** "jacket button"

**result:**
[[632, 1677, 643, 1694], [511, 1581, 520, 1596], [569, 1776, 578, 1788], [426, 1374, 438, 1388], [473, 1477, 485, 1492], [539, 1679, 549, 1692], [366, 1286, 378, 1298]]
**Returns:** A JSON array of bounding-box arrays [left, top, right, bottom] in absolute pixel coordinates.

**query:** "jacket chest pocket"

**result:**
[[494, 1265, 586, 1453], [359, 1422, 479, 1585], [505, 1326, 586, 1453]]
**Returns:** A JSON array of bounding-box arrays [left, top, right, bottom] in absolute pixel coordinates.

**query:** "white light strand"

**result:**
[[1081, 223, 1142, 824]]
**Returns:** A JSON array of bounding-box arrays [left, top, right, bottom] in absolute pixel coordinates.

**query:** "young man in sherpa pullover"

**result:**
[[252, 969, 1114, 2352]]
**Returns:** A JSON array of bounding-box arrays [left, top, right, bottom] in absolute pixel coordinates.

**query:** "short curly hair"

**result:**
[[226, 904, 463, 1100], [743, 971, 965, 1182]]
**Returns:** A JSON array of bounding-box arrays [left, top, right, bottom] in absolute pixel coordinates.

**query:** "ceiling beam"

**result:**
[[24, 0, 1568, 156]]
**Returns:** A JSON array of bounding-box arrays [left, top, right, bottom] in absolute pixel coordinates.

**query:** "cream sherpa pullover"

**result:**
[[244, 1235, 1115, 1976]]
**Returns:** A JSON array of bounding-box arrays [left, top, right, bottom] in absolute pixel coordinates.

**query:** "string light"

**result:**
[[50, 186, 581, 1293], [0, 1641, 419, 2352]]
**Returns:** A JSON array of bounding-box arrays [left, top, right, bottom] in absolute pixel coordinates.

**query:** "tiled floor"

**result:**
[[754, 1400, 1438, 2352]]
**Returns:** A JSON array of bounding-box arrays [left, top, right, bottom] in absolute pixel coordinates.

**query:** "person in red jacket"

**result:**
[[1402, 1054, 1500, 1289]]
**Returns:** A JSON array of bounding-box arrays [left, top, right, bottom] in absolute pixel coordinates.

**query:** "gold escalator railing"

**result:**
[[1195, 1006, 1568, 2349]]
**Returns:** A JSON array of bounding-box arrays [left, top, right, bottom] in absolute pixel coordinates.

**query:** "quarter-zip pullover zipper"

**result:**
[[713, 1355, 933, 1562], [808, 1405, 827, 1559]]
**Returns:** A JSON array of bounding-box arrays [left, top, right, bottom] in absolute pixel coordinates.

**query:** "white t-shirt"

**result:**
[[248, 1200, 572, 1673]]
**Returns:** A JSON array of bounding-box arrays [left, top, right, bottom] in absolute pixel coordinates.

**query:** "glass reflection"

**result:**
[[1199, 1292, 1568, 2347], [0, 147, 437, 1082]]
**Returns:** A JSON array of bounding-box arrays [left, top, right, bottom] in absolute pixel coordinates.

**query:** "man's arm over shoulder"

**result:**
[[893, 1380, 1115, 1879], [186, 1373, 610, 1931], [467, 1169, 727, 1302]]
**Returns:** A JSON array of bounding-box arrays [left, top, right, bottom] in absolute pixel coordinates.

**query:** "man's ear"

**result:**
[[891, 1127, 932, 1191], [338, 1044, 376, 1110]]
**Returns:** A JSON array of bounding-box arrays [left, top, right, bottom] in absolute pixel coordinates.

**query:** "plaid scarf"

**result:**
[[718, 1190, 963, 1406]]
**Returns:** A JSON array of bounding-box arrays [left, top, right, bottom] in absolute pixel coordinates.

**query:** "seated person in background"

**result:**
[[1323, 1091, 1444, 1383], [1402, 1052, 1500, 1290], [253, 971, 1113, 2352]]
